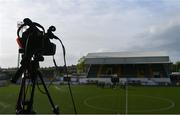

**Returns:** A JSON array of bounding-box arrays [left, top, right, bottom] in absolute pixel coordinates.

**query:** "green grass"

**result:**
[[0, 84, 180, 114]]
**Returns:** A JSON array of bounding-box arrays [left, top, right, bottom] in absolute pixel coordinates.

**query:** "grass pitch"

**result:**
[[0, 84, 180, 114]]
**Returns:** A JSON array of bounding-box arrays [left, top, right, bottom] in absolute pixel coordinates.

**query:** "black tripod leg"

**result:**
[[11, 66, 24, 83], [16, 75, 26, 113], [26, 77, 36, 113], [16, 74, 36, 114], [37, 71, 60, 114]]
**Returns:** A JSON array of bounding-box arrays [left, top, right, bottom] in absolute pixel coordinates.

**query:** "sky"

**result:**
[[0, 0, 180, 68]]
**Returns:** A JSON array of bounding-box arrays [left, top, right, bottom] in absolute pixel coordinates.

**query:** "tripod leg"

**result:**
[[26, 77, 36, 113], [37, 71, 59, 114], [16, 74, 26, 113], [15, 73, 36, 114]]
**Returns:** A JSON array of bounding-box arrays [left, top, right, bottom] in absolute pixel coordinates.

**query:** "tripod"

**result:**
[[14, 56, 59, 114]]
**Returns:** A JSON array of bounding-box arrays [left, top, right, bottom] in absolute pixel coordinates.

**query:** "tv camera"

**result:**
[[11, 18, 62, 114]]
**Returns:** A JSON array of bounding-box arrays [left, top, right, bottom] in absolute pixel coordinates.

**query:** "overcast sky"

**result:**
[[0, 0, 180, 68]]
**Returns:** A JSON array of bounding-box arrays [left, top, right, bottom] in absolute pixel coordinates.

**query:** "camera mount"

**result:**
[[15, 56, 59, 114], [12, 18, 60, 114]]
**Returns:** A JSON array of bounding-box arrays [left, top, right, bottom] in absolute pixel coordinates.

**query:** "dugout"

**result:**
[[170, 72, 180, 85], [85, 51, 171, 85]]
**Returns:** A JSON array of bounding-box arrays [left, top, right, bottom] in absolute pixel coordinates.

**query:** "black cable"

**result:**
[[56, 38, 77, 114], [17, 52, 20, 68], [53, 56, 58, 69], [37, 79, 47, 95], [24, 78, 30, 98], [47, 78, 55, 88], [46, 56, 58, 88]]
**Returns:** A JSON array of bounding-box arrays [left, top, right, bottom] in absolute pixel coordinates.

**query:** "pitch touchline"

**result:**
[[0, 94, 14, 112], [0, 102, 9, 109], [54, 86, 67, 92], [0, 93, 14, 112], [54, 86, 76, 110]]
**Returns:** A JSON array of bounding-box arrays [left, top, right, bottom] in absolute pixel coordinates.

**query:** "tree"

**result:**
[[171, 61, 180, 72], [77, 56, 86, 74], [176, 61, 180, 72]]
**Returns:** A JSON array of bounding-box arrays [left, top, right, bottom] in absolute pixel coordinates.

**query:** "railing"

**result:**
[[98, 74, 153, 78]]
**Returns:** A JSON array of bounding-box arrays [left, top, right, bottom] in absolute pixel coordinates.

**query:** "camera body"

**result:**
[[18, 24, 56, 56]]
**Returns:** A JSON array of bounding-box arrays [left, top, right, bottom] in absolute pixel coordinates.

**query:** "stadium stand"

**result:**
[[85, 51, 172, 85]]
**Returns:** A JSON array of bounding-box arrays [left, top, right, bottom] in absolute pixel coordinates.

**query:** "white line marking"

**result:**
[[126, 82, 128, 115], [0, 94, 16, 112], [0, 102, 11, 112], [129, 94, 175, 113], [54, 86, 67, 92], [83, 94, 175, 113], [0, 102, 9, 108]]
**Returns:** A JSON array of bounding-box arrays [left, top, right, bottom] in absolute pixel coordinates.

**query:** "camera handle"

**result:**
[[17, 18, 45, 39], [16, 18, 46, 67]]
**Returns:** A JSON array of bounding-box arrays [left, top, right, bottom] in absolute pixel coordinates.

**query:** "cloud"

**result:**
[[0, 0, 180, 67], [131, 16, 180, 61]]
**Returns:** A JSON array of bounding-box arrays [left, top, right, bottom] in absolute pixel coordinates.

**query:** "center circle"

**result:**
[[84, 94, 175, 113]]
